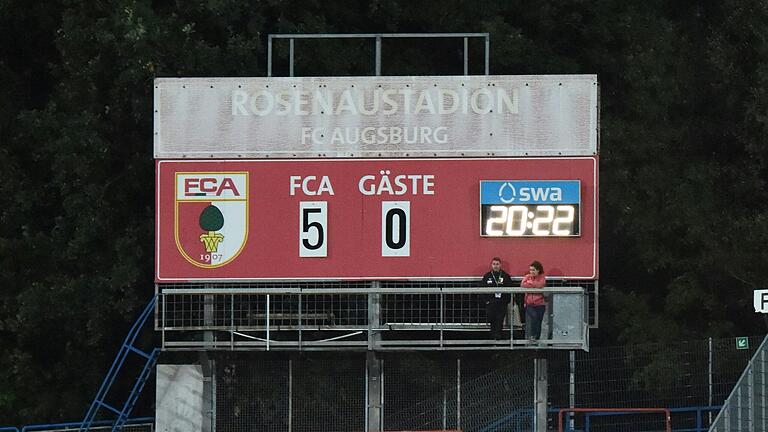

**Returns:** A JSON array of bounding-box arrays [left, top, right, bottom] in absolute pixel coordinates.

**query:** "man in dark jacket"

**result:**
[[481, 257, 512, 339]]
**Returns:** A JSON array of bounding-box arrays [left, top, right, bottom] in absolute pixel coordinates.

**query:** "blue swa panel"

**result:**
[[480, 180, 581, 205]]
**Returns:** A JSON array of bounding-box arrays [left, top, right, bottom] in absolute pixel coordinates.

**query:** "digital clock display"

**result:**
[[480, 181, 581, 237]]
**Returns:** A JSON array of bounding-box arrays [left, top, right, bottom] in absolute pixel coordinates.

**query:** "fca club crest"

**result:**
[[174, 172, 248, 268]]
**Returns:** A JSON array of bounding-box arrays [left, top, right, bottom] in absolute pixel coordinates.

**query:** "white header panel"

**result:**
[[154, 75, 598, 158]]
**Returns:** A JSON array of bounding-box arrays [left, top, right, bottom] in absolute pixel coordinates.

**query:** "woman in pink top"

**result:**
[[521, 260, 547, 340]]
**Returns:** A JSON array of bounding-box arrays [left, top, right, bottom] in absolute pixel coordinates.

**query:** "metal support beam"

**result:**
[[366, 352, 383, 431], [204, 292, 214, 344], [457, 358, 462, 430], [709, 337, 713, 424], [569, 351, 576, 431], [484, 35, 490, 76], [202, 292, 215, 432], [534, 357, 548, 432], [289, 38, 295, 77], [267, 33, 490, 77], [288, 359, 293, 432], [442, 389, 447, 430], [463, 37, 468, 76], [368, 282, 381, 350], [161, 292, 166, 350], [762, 349, 767, 431], [749, 361, 755, 430], [267, 35, 273, 77], [199, 352, 215, 432]]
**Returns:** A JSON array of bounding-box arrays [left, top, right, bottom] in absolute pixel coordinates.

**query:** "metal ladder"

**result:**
[[80, 296, 159, 432]]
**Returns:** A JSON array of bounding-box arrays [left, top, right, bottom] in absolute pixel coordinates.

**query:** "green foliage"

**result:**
[[2, 0, 768, 424]]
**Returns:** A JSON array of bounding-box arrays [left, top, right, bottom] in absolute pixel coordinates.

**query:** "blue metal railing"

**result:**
[[477, 406, 721, 432], [110, 348, 160, 431], [79, 296, 159, 432], [668, 406, 723, 432], [553, 405, 723, 432], [478, 408, 534, 431], [25, 417, 153, 431], [0, 417, 152, 432]]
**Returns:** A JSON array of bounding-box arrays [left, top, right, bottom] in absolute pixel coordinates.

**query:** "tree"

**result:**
[[2, 0, 768, 423]]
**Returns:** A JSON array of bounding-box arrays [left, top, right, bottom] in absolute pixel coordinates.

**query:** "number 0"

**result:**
[[382, 201, 410, 256]]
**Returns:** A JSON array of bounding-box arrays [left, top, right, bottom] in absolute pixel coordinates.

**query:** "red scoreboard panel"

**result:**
[[155, 157, 598, 281]]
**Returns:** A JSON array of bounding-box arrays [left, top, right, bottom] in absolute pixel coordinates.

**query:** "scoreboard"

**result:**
[[154, 75, 598, 282], [155, 157, 597, 281]]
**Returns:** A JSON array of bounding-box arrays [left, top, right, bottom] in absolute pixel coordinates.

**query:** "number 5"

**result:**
[[300, 202, 327, 257]]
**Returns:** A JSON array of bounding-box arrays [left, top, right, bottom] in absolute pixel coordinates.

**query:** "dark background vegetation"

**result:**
[[2, 0, 767, 424]]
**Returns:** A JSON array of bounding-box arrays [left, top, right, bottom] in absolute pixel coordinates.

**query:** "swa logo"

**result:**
[[498, 183, 517, 203], [481, 180, 579, 205], [497, 183, 564, 203]]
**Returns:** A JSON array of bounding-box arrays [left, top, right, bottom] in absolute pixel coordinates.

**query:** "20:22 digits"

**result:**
[[483, 205, 577, 236]]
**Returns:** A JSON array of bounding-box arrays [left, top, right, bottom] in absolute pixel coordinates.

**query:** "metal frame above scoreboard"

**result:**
[[155, 157, 598, 282]]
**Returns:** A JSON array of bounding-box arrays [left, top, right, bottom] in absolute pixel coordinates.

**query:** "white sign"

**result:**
[[754, 289, 768, 313], [154, 75, 598, 158]]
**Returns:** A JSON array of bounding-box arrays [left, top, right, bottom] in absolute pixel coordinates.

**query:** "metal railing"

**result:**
[[551, 406, 723, 432], [0, 418, 153, 432], [668, 406, 723, 432], [267, 33, 490, 77], [558, 408, 672, 432], [156, 284, 589, 351], [709, 334, 768, 431]]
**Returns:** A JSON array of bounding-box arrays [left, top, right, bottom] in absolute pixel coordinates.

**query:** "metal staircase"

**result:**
[[79, 296, 159, 432]]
